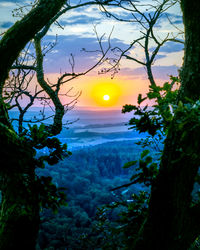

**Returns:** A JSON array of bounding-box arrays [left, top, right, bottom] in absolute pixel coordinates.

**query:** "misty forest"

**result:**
[[1, 0, 200, 249]]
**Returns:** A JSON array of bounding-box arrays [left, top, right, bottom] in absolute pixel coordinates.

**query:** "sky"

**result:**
[[0, 0, 184, 109]]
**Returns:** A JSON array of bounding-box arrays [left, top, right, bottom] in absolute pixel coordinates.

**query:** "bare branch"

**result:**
[[11, 65, 37, 71]]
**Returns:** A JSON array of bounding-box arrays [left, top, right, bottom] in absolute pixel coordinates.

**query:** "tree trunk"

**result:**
[[135, 1, 200, 249], [0, 1, 65, 249], [0, 124, 39, 249]]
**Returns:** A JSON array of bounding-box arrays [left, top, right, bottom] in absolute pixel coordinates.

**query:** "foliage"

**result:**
[[36, 176, 67, 213], [36, 76, 185, 249], [26, 124, 71, 166], [121, 76, 180, 181], [100, 75, 200, 248], [126, 149, 159, 187], [21, 123, 72, 213], [122, 76, 180, 136], [88, 76, 181, 247], [80, 191, 149, 249], [36, 140, 145, 249]]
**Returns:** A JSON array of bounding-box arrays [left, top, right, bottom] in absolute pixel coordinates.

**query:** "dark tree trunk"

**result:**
[[0, 1, 65, 249], [135, 1, 200, 249], [0, 124, 39, 249]]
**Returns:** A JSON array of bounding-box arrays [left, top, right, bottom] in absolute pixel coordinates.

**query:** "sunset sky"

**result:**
[[0, 0, 184, 109]]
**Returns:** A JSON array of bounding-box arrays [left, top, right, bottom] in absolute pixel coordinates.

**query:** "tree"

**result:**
[[139, 1, 200, 249], [97, 0, 200, 248], [107, 0, 200, 248], [0, 0, 114, 249], [0, 1, 67, 249]]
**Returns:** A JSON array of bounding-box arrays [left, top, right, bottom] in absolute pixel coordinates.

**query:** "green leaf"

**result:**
[[145, 156, 152, 164], [130, 173, 139, 181], [178, 101, 183, 108], [122, 104, 137, 113], [149, 163, 158, 174], [138, 94, 147, 105], [163, 82, 171, 91], [141, 149, 150, 158], [123, 160, 137, 168], [147, 91, 160, 99]]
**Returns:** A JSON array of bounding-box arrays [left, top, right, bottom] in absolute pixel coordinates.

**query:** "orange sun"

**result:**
[[89, 79, 122, 107]]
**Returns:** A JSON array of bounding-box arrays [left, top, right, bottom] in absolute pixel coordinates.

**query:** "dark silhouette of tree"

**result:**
[[139, 1, 200, 249], [104, 0, 200, 248], [0, 1, 67, 248], [0, 0, 115, 249]]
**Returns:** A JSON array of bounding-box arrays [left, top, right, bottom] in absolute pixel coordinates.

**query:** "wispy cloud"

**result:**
[[41, 35, 128, 73], [130, 65, 180, 80], [150, 41, 184, 54], [59, 15, 101, 26]]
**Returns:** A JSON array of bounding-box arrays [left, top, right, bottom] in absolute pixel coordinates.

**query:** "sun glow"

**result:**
[[103, 94, 110, 101], [90, 80, 122, 107]]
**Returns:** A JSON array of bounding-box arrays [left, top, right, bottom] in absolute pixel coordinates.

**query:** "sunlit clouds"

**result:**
[[0, 0, 184, 109]]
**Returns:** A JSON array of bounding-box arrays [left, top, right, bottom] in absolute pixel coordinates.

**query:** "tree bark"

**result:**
[[0, 1, 65, 249], [0, 124, 39, 249], [34, 36, 64, 135], [134, 1, 200, 249]]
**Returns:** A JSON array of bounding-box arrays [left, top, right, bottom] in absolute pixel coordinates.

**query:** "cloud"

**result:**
[[161, 13, 183, 24], [120, 64, 180, 80], [130, 65, 180, 80], [59, 15, 101, 26], [149, 41, 184, 54], [159, 42, 184, 53], [173, 19, 183, 25], [0, 21, 13, 28], [1, 0, 24, 2], [41, 35, 128, 73], [33, 34, 181, 82]]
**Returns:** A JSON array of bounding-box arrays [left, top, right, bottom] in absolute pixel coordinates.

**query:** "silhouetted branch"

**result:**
[[100, 0, 183, 90]]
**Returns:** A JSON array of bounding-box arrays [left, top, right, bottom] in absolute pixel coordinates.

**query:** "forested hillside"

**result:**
[[37, 140, 147, 249]]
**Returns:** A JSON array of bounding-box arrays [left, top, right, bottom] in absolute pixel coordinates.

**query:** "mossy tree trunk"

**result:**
[[0, 124, 39, 250], [0, 0, 65, 249], [135, 1, 200, 249]]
